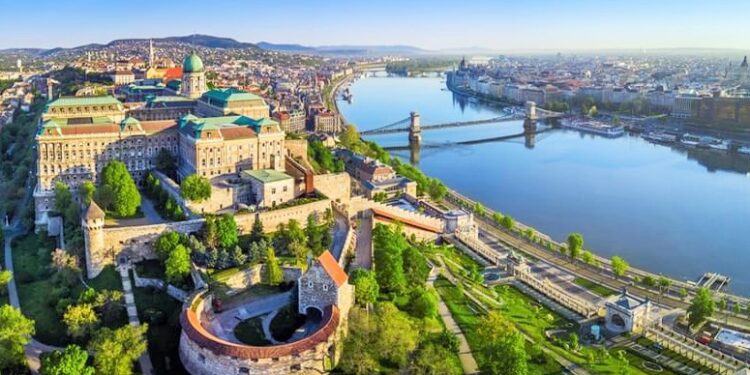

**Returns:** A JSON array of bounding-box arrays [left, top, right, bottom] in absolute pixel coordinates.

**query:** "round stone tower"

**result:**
[[82, 201, 106, 278], [182, 51, 207, 99]]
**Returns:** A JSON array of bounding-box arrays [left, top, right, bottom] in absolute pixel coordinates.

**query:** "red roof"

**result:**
[[163, 67, 183, 82], [220, 126, 257, 140], [317, 250, 347, 287]]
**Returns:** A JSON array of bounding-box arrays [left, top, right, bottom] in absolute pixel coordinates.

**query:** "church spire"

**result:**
[[741, 55, 748, 68], [149, 39, 154, 68]]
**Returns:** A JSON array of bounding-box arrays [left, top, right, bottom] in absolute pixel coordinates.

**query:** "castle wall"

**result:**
[[312, 173, 351, 203], [234, 198, 332, 233], [216, 264, 301, 295]]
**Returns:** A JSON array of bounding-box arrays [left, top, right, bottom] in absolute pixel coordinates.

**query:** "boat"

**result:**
[[697, 136, 728, 151], [560, 119, 625, 137], [680, 133, 701, 147], [737, 145, 750, 156], [642, 131, 677, 144]]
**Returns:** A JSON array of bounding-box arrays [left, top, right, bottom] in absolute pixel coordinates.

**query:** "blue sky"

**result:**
[[2, 0, 750, 51]]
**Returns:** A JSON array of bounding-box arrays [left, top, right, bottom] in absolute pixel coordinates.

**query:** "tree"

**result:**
[[78, 181, 96, 206], [165, 244, 191, 284], [100, 161, 141, 217], [567, 233, 584, 260], [339, 124, 361, 148], [89, 325, 148, 375], [249, 217, 265, 243], [40, 345, 94, 375], [582, 250, 595, 265], [0, 270, 12, 293], [154, 231, 181, 261], [216, 214, 238, 249], [350, 268, 379, 309], [63, 303, 99, 338], [473, 202, 486, 216], [373, 302, 419, 367], [264, 247, 283, 285], [0, 305, 35, 370], [306, 213, 326, 256], [180, 174, 211, 202], [50, 249, 80, 285], [501, 215, 515, 231], [373, 224, 407, 295], [475, 311, 528, 375], [411, 343, 462, 375], [679, 288, 688, 301], [687, 288, 715, 328], [569, 332, 580, 351], [203, 216, 219, 249], [588, 105, 598, 117], [94, 184, 116, 211], [403, 245, 429, 288], [658, 276, 672, 297], [54, 181, 73, 213], [407, 288, 438, 319], [611, 256, 629, 278]]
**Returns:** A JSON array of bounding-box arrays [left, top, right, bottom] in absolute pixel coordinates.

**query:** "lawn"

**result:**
[[132, 285, 188, 375], [574, 277, 617, 297], [13, 234, 127, 346], [234, 316, 272, 346]]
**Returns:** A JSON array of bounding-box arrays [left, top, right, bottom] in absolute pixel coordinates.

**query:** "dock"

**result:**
[[697, 272, 731, 291]]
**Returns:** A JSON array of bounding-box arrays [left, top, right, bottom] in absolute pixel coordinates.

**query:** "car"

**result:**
[[696, 335, 712, 345], [650, 342, 664, 352]]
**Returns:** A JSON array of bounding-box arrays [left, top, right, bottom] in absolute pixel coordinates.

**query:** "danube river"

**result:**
[[337, 71, 750, 295]]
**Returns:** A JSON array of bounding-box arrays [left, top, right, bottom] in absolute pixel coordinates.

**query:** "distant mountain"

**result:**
[[256, 42, 430, 56]]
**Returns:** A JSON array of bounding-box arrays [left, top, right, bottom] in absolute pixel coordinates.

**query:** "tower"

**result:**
[[148, 39, 154, 68], [82, 201, 106, 278], [181, 51, 207, 99], [409, 111, 422, 146]]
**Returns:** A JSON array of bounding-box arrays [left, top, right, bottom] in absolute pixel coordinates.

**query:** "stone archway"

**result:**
[[305, 306, 323, 324], [611, 313, 626, 328]]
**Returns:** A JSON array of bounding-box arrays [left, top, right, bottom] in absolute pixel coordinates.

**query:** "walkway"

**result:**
[[625, 341, 711, 375], [352, 212, 373, 269], [330, 211, 349, 261], [426, 268, 479, 374], [208, 292, 292, 343], [119, 264, 154, 375]]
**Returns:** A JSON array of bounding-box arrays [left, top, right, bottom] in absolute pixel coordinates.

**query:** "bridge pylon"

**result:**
[[409, 111, 422, 145], [525, 101, 537, 121]]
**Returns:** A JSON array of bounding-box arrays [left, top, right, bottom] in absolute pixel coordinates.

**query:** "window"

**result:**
[[323, 284, 329, 291], [308, 281, 313, 288], [239, 368, 249, 374]]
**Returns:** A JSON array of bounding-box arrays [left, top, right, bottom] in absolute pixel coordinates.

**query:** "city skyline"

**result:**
[[3, 0, 750, 52]]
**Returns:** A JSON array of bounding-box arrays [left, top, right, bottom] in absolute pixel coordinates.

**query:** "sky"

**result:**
[[2, 0, 750, 51]]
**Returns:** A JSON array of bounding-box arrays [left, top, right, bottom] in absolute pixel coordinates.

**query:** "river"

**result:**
[[336, 71, 750, 295]]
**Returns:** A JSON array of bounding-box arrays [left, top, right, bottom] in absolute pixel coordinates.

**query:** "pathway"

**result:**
[[352, 212, 373, 269], [625, 341, 711, 375], [426, 268, 480, 374], [119, 264, 154, 375], [208, 292, 292, 343]]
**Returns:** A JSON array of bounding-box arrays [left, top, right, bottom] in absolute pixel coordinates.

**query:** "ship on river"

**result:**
[[560, 118, 625, 137]]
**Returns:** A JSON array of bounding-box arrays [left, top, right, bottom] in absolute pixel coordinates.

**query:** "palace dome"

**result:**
[[182, 51, 204, 73]]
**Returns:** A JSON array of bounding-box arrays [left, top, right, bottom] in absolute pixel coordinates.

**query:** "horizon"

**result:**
[[3, 0, 750, 52]]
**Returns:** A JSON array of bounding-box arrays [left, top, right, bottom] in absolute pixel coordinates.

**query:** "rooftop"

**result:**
[[243, 169, 293, 184], [46, 96, 122, 109]]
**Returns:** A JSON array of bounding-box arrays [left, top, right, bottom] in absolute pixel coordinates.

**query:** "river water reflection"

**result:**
[[337, 71, 750, 295]]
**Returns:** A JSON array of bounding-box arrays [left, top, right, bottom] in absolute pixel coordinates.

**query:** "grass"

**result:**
[[634, 337, 714, 374], [574, 277, 617, 297], [212, 281, 291, 304], [234, 316, 272, 346], [132, 285, 188, 375], [269, 305, 306, 342], [13, 234, 127, 346]]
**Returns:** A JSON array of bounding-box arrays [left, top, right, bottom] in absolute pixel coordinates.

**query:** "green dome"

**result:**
[[182, 51, 204, 73]]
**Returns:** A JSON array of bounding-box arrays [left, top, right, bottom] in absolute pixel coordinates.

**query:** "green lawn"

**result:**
[[13, 234, 126, 346], [234, 316, 272, 346], [574, 277, 617, 297], [213, 281, 292, 305], [132, 285, 188, 375]]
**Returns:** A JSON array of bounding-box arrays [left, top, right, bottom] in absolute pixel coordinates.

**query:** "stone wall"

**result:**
[[234, 198, 332, 233], [285, 139, 308, 161], [216, 264, 301, 296], [86, 219, 205, 278], [313, 173, 351, 203]]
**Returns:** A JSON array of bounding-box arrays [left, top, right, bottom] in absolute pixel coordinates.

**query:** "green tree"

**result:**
[[63, 303, 99, 338], [100, 161, 141, 217], [658, 276, 672, 297], [78, 181, 96, 206], [473, 202, 486, 216], [403, 245, 429, 288], [88, 325, 148, 375], [611, 256, 629, 278], [475, 311, 528, 375], [180, 174, 212, 202], [249, 217, 265, 243], [569, 332, 580, 351], [567, 233, 584, 260], [411, 343, 462, 375], [264, 247, 283, 285], [94, 184, 116, 211], [154, 231, 182, 261], [679, 288, 688, 301], [0, 270, 12, 293], [582, 250, 595, 265], [203, 216, 219, 249], [373, 302, 419, 367], [501, 215, 515, 231], [216, 214, 238, 249], [305, 213, 325, 256], [339, 124, 361, 149], [40, 345, 94, 375], [373, 223, 407, 295], [0, 305, 35, 370], [407, 288, 438, 319], [54, 181, 73, 213], [165, 244, 191, 284], [687, 288, 715, 328], [350, 268, 379, 309]]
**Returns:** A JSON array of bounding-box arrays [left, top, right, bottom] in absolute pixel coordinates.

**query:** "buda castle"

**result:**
[[34, 52, 284, 228]]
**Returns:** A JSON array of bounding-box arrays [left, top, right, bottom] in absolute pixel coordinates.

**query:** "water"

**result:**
[[337, 71, 750, 295]]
